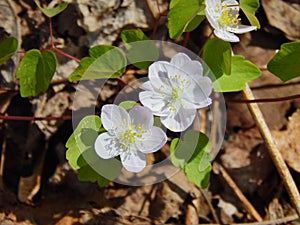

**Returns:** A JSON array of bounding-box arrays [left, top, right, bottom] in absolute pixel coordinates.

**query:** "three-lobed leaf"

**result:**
[[267, 41, 300, 81], [240, 0, 261, 29], [120, 29, 159, 69], [0, 37, 18, 66], [168, 0, 205, 38], [170, 130, 212, 188], [15, 49, 56, 97], [203, 38, 232, 79], [69, 45, 126, 81], [66, 115, 122, 186], [66, 115, 102, 169], [213, 55, 261, 92], [34, 0, 68, 18]]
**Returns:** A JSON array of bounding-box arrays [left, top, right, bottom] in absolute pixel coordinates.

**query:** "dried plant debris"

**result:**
[[272, 110, 300, 173]]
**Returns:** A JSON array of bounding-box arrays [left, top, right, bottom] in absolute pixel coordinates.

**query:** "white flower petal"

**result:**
[[158, 62, 192, 88], [170, 53, 191, 67], [139, 91, 169, 116], [227, 25, 257, 34], [182, 97, 212, 109], [120, 151, 146, 173], [185, 76, 212, 104], [148, 62, 172, 93], [181, 61, 203, 78], [129, 106, 154, 130], [161, 107, 196, 132], [205, 9, 220, 30], [94, 133, 119, 159], [214, 29, 240, 42], [101, 104, 130, 134], [136, 127, 167, 153], [206, 0, 221, 8], [222, 0, 239, 8], [140, 81, 154, 91]]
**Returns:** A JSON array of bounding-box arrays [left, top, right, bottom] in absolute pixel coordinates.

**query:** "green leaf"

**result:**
[[203, 38, 232, 79], [118, 101, 140, 111], [15, 49, 56, 97], [240, 0, 261, 28], [66, 115, 122, 186], [121, 29, 159, 69], [170, 130, 212, 188], [69, 45, 126, 81], [168, 0, 205, 38], [121, 29, 149, 43], [34, 0, 68, 18], [184, 163, 211, 189], [66, 115, 102, 169], [184, 14, 206, 33], [267, 41, 300, 81], [213, 55, 261, 92], [77, 164, 111, 187], [170, 138, 181, 167], [169, 0, 181, 9], [0, 37, 18, 66]]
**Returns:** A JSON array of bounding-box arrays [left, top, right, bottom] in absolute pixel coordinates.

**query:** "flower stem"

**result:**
[[51, 47, 80, 63], [48, 17, 81, 63], [49, 18, 54, 48], [243, 84, 300, 217], [0, 115, 72, 121], [183, 32, 190, 47], [227, 94, 300, 103]]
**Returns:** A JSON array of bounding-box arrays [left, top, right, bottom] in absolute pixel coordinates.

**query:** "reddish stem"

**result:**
[[226, 94, 300, 104], [49, 17, 54, 48], [150, 17, 161, 39], [155, 0, 161, 15], [150, 0, 168, 39], [48, 17, 80, 63], [183, 32, 190, 47], [0, 115, 72, 121], [51, 47, 80, 63]]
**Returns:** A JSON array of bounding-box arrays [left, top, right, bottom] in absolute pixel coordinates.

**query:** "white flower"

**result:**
[[94, 104, 167, 173], [139, 53, 212, 132], [205, 0, 257, 42]]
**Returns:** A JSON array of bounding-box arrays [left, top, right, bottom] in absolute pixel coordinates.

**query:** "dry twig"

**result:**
[[213, 162, 263, 222], [242, 84, 300, 217]]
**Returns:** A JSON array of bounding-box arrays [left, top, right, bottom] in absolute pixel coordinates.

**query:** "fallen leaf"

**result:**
[[272, 110, 300, 173]]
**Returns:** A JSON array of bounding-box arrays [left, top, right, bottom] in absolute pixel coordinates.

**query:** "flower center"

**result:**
[[120, 128, 136, 145], [167, 74, 190, 111], [171, 87, 179, 100], [118, 120, 147, 149], [217, 5, 240, 27]]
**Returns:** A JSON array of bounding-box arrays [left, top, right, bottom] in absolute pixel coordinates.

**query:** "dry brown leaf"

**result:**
[[262, 0, 300, 40], [272, 110, 300, 173], [0, 90, 17, 114], [149, 182, 183, 223]]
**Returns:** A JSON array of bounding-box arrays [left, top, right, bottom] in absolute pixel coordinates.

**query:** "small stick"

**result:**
[[232, 214, 299, 225], [196, 214, 299, 225], [242, 84, 300, 217], [214, 162, 263, 222], [0, 136, 7, 189], [200, 189, 220, 224]]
